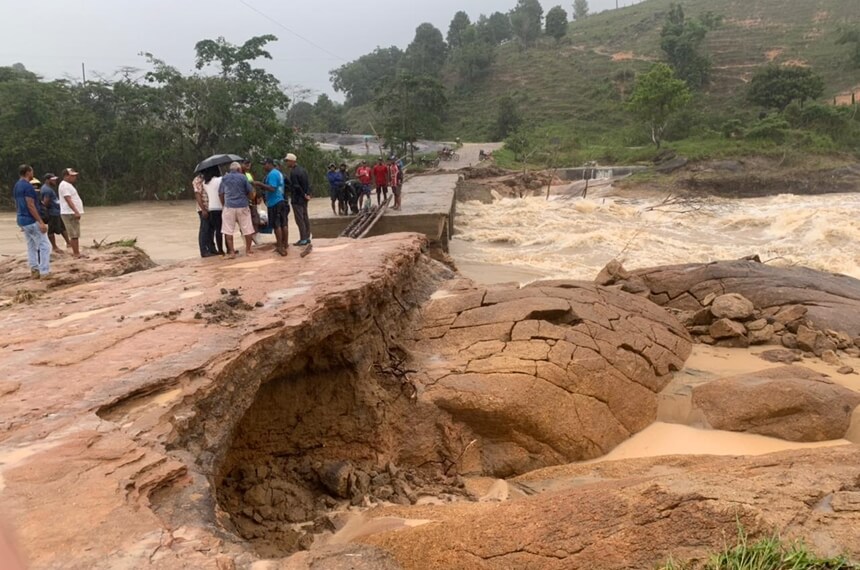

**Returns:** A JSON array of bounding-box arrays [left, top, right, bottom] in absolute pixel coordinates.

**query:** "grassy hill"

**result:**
[[439, 0, 860, 152]]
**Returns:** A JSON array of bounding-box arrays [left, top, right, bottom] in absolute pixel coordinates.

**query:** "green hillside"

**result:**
[[443, 0, 860, 144]]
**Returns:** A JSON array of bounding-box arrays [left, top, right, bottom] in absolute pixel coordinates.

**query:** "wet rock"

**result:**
[[709, 319, 746, 339], [821, 350, 843, 366], [782, 333, 799, 349], [320, 462, 354, 500], [654, 156, 688, 174], [595, 260, 631, 286], [367, 447, 860, 570], [245, 484, 270, 507], [797, 325, 837, 357], [412, 280, 692, 475], [748, 324, 775, 346], [774, 305, 808, 324], [710, 294, 755, 321], [633, 260, 860, 336], [690, 307, 715, 326], [759, 349, 802, 364], [692, 366, 860, 441], [715, 336, 750, 349]]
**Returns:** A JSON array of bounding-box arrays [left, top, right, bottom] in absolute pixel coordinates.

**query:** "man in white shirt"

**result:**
[[58, 168, 85, 258]]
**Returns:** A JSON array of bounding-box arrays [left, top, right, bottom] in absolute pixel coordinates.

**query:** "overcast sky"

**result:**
[[0, 0, 642, 101]]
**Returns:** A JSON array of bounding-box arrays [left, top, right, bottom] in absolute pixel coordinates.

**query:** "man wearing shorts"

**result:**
[[356, 160, 372, 210], [254, 158, 289, 256], [372, 158, 389, 206], [326, 163, 344, 215], [219, 162, 256, 258], [40, 173, 70, 253], [58, 168, 85, 258]]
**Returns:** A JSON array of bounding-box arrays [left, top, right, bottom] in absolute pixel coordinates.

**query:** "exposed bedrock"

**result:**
[[405, 279, 692, 477], [625, 259, 860, 337], [183, 256, 691, 557]]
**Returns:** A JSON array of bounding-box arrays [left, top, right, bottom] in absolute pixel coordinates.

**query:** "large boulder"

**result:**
[[631, 260, 860, 337], [691, 366, 860, 441], [407, 280, 693, 477]]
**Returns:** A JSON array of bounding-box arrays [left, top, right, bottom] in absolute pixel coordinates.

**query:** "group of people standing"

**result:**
[[13, 165, 86, 279], [193, 153, 311, 259], [331, 156, 404, 215]]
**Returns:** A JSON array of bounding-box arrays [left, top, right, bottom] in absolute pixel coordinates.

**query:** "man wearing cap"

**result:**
[[40, 173, 71, 253], [219, 162, 256, 258], [284, 153, 312, 246], [254, 159, 289, 256], [59, 168, 85, 258], [13, 165, 52, 279]]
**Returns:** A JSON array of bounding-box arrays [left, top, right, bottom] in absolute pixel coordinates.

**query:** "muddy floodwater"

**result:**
[[2, 191, 858, 463]]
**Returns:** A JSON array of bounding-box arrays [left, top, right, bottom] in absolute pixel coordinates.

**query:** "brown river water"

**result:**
[[2, 193, 857, 462]]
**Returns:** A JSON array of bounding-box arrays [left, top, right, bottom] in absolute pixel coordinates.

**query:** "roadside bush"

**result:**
[[745, 116, 792, 143]]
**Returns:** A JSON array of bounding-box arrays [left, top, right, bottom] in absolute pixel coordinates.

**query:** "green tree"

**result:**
[[660, 4, 721, 89], [286, 101, 315, 131], [476, 12, 514, 45], [747, 65, 825, 112], [447, 11, 472, 50], [403, 23, 448, 76], [453, 39, 496, 85], [626, 63, 692, 148], [836, 27, 860, 68], [375, 73, 448, 160], [545, 6, 569, 41], [494, 95, 522, 140], [329, 47, 403, 107], [573, 0, 589, 20], [312, 94, 346, 133], [510, 0, 544, 48]]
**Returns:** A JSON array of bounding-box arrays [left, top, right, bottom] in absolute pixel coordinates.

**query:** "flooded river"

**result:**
[[2, 189, 858, 461]]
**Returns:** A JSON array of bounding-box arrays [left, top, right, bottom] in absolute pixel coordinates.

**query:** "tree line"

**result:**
[[0, 36, 342, 208], [323, 0, 586, 155]]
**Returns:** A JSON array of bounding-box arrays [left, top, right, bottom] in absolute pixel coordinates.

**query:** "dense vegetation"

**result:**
[[0, 36, 343, 207], [332, 0, 860, 169]]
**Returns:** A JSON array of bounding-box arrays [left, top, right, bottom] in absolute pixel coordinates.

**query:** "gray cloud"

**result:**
[[0, 0, 642, 99]]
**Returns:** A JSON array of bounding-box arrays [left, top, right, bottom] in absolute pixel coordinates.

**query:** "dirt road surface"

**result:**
[[440, 142, 504, 170]]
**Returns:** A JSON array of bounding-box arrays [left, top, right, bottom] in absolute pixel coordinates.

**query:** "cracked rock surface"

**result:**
[[406, 279, 693, 476]]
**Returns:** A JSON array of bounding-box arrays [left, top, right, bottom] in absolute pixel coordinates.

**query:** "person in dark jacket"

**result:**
[[285, 153, 312, 246], [326, 163, 344, 216]]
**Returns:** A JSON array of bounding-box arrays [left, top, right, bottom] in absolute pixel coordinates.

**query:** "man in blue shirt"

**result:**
[[326, 163, 344, 216], [218, 162, 256, 258], [254, 158, 289, 256], [13, 164, 52, 278], [39, 173, 71, 253]]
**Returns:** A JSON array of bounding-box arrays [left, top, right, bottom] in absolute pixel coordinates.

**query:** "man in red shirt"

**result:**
[[372, 158, 390, 206], [356, 160, 373, 211]]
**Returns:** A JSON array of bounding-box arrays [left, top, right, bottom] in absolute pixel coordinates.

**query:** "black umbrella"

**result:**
[[194, 154, 244, 173]]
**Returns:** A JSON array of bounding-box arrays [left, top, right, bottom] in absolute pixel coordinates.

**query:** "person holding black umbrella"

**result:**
[[193, 166, 223, 257]]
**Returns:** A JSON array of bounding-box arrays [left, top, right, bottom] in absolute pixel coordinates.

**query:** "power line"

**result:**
[[236, 0, 346, 63]]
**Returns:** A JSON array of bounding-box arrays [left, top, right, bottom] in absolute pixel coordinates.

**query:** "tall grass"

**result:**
[[659, 530, 858, 570]]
